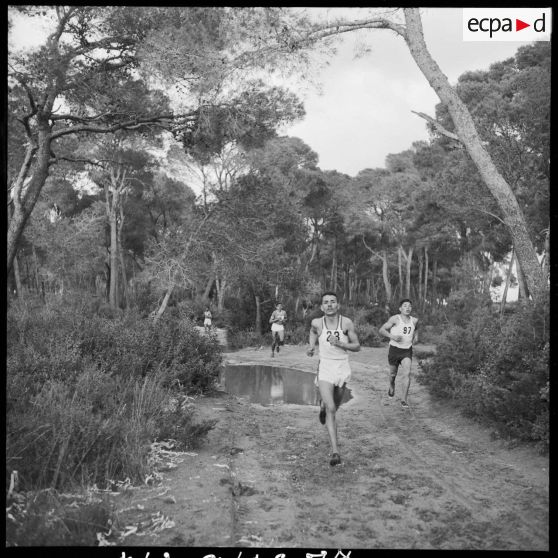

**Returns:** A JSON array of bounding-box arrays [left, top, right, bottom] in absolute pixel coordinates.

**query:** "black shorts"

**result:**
[[388, 345, 412, 367]]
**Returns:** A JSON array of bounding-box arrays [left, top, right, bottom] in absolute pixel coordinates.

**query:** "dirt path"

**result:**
[[111, 345, 549, 550]]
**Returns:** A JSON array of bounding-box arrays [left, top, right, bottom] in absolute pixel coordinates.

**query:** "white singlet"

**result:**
[[318, 316, 349, 360], [316, 316, 351, 386], [270, 309, 287, 332], [389, 315, 416, 349]]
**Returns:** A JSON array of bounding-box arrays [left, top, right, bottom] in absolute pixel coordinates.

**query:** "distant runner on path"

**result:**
[[203, 307, 212, 333], [307, 291, 360, 467], [269, 302, 287, 358], [379, 298, 419, 408]]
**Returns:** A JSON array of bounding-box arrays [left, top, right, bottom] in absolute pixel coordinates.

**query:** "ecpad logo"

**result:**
[[463, 8, 551, 41]]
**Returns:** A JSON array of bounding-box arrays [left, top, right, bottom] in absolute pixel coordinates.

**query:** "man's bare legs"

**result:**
[[388, 364, 398, 397], [318, 380, 342, 465], [333, 383, 346, 409], [399, 357, 412, 407], [271, 331, 285, 357]]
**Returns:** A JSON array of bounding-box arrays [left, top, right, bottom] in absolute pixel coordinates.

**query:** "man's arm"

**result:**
[[306, 320, 319, 356], [379, 316, 401, 342], [412, 318, 419, 344], [329, 318, 361, 352], [269, 311, 276, 324]]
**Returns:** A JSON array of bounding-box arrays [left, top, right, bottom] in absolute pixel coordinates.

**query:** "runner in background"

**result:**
[[203, 306, 212, 333], [379, 298, 418, 408], [270, 302, 287, 357]]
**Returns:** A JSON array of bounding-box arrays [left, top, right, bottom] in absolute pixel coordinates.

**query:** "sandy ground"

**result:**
[[110, 344, 549, 550]]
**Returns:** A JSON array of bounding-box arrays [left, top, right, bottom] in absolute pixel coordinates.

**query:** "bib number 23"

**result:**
[[327, 331, 340, 343]]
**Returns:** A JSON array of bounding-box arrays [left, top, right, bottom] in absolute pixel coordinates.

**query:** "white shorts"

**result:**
[[204, 319, 211, 326], [271, 323, 285, 332], [316, 359, 351, 387]]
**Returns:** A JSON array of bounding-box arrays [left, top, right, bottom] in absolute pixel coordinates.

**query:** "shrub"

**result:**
[[443, 288, 493, 326], [286, 322, 308, 345], [226, 326, 265, 350], [156, 405, 218, 450], [417, 298, 549, 450], [354, 323, 383, 347], [6, 298, 221, 493], [6, 489, 112, 546]]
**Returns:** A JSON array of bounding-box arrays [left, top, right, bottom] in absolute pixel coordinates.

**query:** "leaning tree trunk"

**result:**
[[153, 285, 173, 324], [202, 274, 214, 301], [7, 130, 51, 276], [517, 261, 529, 301], [403, 8, 547, 302], [500, 247, 515, 315]]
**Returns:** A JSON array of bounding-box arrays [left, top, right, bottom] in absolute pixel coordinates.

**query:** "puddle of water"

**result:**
[[222, 364, 352, 407]]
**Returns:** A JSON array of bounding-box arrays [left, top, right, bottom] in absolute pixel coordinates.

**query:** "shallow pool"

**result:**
[[222, 364, 352, 407]]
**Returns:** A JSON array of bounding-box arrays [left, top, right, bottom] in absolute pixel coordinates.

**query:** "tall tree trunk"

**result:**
[[331, 239, 337, 292], [418, 249, 423, 305], [431, 259, 438, 306], [402, 246, 414, 299], [109, 210, 118, 309], [397, 246, 403, 297], [542, 229, 549, 280], [381, 250, 392, 302], [255, 295, 262, 336], [216, 276, 227, 311], [13, 254, 23, 299], [118, 202, 128, 310], [423, 246, 429, 311], [118, 245, 129, 310], [500, 248, 515, 315], [403, 8, 546, 302]]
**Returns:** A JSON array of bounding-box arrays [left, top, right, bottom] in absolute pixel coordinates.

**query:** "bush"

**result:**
[[286, 322, 308, 345], [418, 298, 549, 451], [6, 489, 112, 546], [156, 404, 218, 450], [226, 326, 264, 350], [443, 288, 493, 326], [6, 298, 221, 492]]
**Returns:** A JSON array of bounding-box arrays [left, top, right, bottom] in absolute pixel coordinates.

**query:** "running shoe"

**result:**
[[401, 400, 409, 408], [330, 453, 342, 466]]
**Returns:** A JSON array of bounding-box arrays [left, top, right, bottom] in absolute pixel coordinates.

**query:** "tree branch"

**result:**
[[361, 234, 382, 260], [50, 115, 176, 140], [472, 207, 506, 226], [306, 16, 406, 43], [411, 111, 462, 143]]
